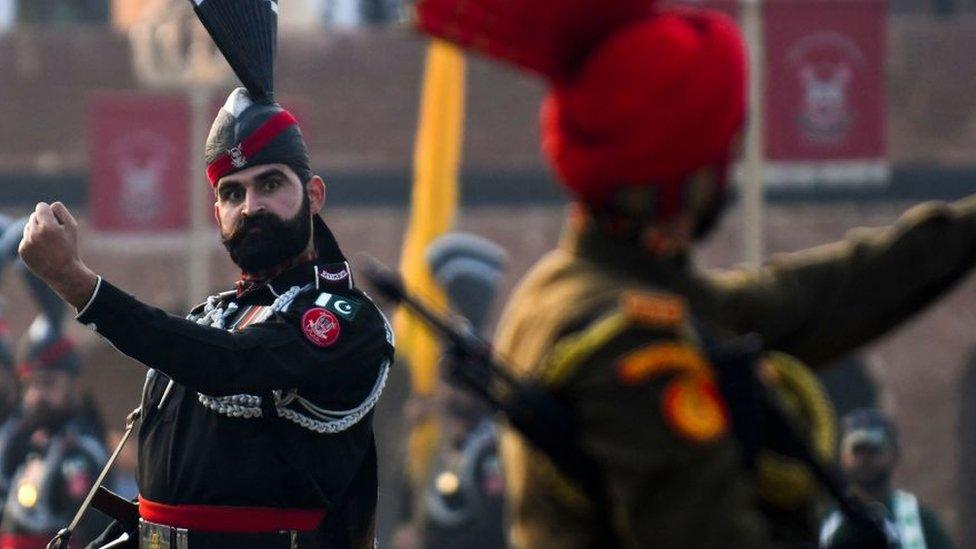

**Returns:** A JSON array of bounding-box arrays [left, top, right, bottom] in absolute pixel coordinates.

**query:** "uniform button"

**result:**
[[87, 323, 98, 332]]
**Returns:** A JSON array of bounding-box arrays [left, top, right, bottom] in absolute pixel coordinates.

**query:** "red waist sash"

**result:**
[[138, 496, 326, 533], [0, 533, 52, 549]]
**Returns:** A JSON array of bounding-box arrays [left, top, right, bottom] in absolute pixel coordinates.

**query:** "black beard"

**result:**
[[221, 196, 311, 274]]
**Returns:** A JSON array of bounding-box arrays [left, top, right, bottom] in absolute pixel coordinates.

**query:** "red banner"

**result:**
[[674, 0, 888, 187], [89, 92, 190, 232], [763, 0, 888, 186]]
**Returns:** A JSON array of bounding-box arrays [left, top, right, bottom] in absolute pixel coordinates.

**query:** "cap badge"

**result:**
[[228, 144, 247, 168]]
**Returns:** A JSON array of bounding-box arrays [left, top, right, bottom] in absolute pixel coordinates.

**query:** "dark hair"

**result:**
[[842, 408, 898, 450]]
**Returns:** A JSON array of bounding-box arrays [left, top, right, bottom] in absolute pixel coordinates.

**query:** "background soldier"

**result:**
[[0, 308, 18, 429], [0, 215, 45, 430], [821, 409, 953, 549], [393, 233, 507, 549], [0, 317, 107, 548], [0, 218, 107, 547], [411, 0, 976, 546]]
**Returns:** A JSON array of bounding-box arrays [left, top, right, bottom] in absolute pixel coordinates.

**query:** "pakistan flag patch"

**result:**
[[314, 292, 361, 320]]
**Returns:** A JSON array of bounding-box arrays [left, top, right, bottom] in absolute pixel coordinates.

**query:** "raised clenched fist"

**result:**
[[18, 202, 98, 310]]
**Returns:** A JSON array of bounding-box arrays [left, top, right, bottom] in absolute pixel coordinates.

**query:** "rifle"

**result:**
[[704, 332, 896, 548], [361, 258, 603, 502]]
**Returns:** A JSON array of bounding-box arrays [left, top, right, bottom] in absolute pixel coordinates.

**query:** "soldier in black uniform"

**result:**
[[17, 85, 392, 549], [422, 235, 506, 549], [418, 385, 504, 549], [0, 318, 107, 548], [0, 311, 18, 429], [0, 215, 45, 428], [19, 1, 393, 545], [393, 234, 507, 549]]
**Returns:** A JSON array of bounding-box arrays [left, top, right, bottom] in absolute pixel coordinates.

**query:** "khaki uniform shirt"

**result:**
[[495, 195, 976, 549]]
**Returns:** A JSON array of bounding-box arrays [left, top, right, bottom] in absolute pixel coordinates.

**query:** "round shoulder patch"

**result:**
[[301, 308, 341, 348], [662, 376, 728, 443]]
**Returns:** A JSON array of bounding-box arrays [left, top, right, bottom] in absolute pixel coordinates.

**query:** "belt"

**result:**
[[137, 497, 325, 533], [138, 519, 315, 549], [0, 534, 50, 549]]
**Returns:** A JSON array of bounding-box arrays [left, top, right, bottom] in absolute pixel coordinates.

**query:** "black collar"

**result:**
[[235, 257, 356, 304], [233, 216, 352, 303]]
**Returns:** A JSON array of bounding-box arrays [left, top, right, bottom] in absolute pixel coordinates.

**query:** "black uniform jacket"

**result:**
[[76, 254, 394, 548]]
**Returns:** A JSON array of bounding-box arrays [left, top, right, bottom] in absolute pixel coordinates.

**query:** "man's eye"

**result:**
[[263, 178, 281, 191], [222, 189, 243, 202]]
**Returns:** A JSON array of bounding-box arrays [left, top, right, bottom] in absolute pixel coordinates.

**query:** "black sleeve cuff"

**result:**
[[75, 278, 150, 345]]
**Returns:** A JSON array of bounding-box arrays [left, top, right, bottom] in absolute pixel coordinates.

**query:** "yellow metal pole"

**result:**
[[394, 39, 466, 504]]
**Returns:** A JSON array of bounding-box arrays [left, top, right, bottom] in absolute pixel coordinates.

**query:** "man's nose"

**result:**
[[242, 190, 264, 215]]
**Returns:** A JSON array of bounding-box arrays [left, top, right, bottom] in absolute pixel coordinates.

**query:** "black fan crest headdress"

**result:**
[[189, 0, 312, 187]]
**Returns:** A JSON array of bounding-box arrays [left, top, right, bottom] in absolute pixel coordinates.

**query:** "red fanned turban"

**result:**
[[414, 0, 655, 80], [542, 9, 747, 208], [414, 0, 747, 215]]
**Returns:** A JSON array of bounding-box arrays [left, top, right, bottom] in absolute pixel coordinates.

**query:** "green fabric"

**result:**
[[564, 195, 976, 369]]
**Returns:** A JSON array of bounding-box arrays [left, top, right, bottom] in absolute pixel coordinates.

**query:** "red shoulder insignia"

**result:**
[[301, 308, 341, 348], [662, 376, 728, 444]]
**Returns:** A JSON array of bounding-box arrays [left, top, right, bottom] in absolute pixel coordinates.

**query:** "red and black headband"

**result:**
[[204, 88, 312, 187], [206, 109, 299, 186]]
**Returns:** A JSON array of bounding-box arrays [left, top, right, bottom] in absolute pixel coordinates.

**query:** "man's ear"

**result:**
[[213, 203, 222, 230], [307, 176, 326, 213]]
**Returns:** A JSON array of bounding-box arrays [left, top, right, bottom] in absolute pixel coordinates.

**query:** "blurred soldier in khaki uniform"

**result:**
[[411, 2, 976, 548]]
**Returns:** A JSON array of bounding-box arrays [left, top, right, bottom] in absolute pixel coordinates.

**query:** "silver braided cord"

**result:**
[[191, 294, 240, 329], [275, 358, 390, 433], [195, 285, 308, 419], [196, 392, 263, 418], [193, 284, 387, 433], [190, 292, 259, 417], [270, 284, 309, 314]]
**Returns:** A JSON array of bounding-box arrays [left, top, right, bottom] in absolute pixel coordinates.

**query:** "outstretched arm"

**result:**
[[73, 278, 387, 397], [707, 194, 976, 367], [18, 201, 387, 400]]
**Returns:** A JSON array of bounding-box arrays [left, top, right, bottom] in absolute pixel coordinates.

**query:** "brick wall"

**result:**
[[4, 16, 976, 175]]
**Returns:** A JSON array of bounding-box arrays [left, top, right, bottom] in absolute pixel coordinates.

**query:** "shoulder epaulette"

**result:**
[[188, 290, 237, 317], [540, 291, 694, 387]]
